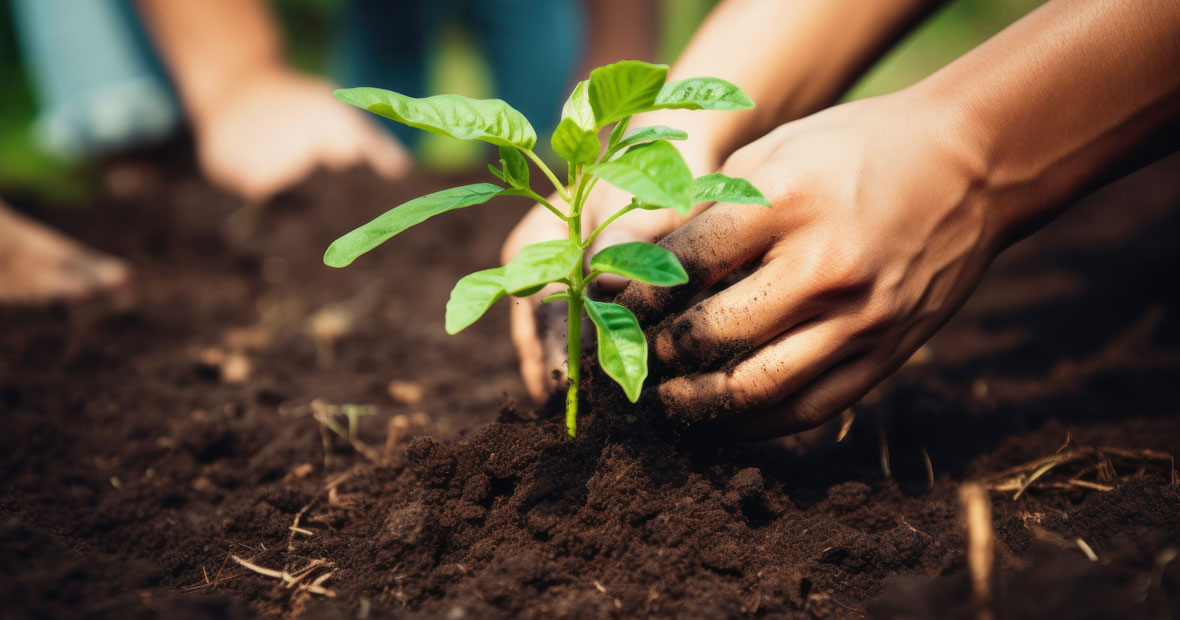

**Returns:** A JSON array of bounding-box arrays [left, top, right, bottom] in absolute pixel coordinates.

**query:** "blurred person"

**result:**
[[504, 0, 1180, 438], [1, 0, 151, 303], [3, 0, 654, 303]]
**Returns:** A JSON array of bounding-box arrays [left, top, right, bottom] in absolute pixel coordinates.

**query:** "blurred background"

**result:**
[[0, 0, 1044, 203]]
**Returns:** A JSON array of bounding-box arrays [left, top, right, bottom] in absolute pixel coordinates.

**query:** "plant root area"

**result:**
[[3, 152, 1180, 619]]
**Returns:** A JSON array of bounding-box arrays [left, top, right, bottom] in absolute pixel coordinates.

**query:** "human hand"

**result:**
[[616, 92, 1003, 439], [190, 69, 411, 201]]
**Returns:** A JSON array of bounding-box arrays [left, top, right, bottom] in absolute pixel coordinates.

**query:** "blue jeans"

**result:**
[[335, 0, 583, 147], [10, 0, 583, 159], [10, 0, 179, 159]]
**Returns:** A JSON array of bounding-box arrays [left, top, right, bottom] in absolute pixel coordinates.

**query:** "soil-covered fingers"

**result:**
[[657, 315, 868, 425], [718, 354, 885, 440], [614, 201, 779, 324], [649, 255, 862, 372], [715, 316, 942, 440]]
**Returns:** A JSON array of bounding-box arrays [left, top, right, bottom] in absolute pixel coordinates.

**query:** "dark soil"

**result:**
[[2, 148, 1180, 619]]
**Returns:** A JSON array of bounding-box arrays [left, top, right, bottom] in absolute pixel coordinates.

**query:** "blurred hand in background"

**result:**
[[0, 198, 129, 304], [185, 67, 410, 202], [136, 0, 410, 201]]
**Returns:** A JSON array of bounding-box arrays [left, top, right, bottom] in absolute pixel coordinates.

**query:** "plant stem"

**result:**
[[576, 271, 600, 295], [566, 207, 584, 438], [583, 200, 638, 248], [566, 285, 583, 438], [524, 149, 570, 202], [521, 188, 567, 220]]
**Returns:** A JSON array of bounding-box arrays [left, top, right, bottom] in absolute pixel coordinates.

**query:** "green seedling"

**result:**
[[324, 60, 769, 438]]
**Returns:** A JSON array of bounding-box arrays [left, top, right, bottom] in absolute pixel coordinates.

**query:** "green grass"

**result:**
[[0, 3, 85, 201]]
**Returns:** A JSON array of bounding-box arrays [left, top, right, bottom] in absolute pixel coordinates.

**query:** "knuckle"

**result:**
[[724, 367, 776, 411], [808, 245, 866, 295], [858, 298, 896, 333], [663, 317, 707, 362], [660, 313, 727, 370], [722, 144, 758, 175], [787, 398, 830, 429], [723, 373, 755, 410]]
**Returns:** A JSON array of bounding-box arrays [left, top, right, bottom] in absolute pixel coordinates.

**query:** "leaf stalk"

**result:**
[[524, 149, 570, 202], [583, 200, 638, 249]]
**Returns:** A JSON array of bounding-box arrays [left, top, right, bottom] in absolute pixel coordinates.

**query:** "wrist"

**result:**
[[898, 80, 1024, 254], [184, 59, 287, 129]]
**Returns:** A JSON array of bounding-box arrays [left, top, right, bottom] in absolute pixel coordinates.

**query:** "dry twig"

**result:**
[[230, 555, 337, 597], [921, 446, 935, 492], [288, 470, 354, 551], [960, 483, 994, 620], [984, 445, 1176, 499], [835, 409, 855, 443]]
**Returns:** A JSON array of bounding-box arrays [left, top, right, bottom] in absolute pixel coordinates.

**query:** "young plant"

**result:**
[[323, 60, 769, 438]]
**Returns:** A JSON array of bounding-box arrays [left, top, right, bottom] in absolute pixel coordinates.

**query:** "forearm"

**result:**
[[648, 0, 943, 162], [918, 0, 1180, 245], [136, 0, 284, 121]]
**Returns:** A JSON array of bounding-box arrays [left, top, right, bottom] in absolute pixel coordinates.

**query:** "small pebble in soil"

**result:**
[[388, 380, 424, 406]]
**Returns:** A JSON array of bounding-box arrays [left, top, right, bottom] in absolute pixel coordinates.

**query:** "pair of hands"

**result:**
[[191, 68, 412, 201], [506, 93, 1002, 439]]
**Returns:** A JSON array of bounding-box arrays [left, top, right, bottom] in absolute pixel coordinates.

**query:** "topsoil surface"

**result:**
[[2, 147, 1180, 619]]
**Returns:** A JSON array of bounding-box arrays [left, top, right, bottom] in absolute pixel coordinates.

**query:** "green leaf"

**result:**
[[589, 140, 693, 215], [503, 239, 580, 294], [551, 118, 602, 165], [606, 116, 632, 149], [588, 60, 669, 126], [324, 183, 504, 268], [690, 173, 771, 206], [499, 146, 529, 188], [608, 125, 688, 157], [561, 80, 595, 131], [584, 300, 648, 402], [589, 242, 688, 286], [512, 283, 545, 297], [487, 163, 507, 183], [445, 267, 506, 334], [335, 87, 536, 149], [653, 77, 754, 111]]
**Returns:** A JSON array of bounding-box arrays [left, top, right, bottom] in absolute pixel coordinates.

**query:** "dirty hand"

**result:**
[[617, 93, 1004, 439], [190, 69, 411, 201]]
